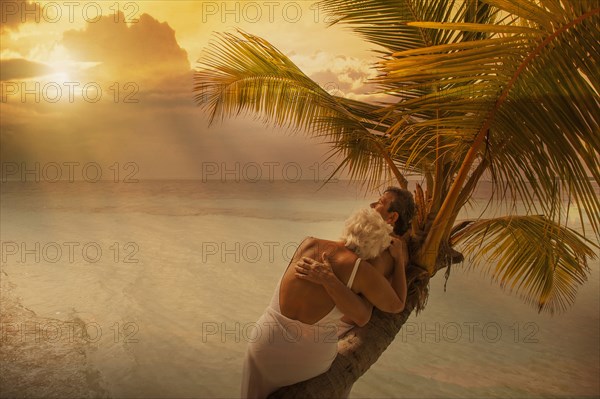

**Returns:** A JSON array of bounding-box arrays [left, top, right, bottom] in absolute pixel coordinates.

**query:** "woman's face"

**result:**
[[370, 192, 398, 225]]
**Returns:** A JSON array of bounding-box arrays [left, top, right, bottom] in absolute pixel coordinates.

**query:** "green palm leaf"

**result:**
[[450, 215, 598, 314]]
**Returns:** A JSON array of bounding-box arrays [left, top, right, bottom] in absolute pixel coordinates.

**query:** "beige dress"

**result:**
[[240, 257, 361, 399]]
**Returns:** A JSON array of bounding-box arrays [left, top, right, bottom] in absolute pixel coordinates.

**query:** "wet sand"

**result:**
[[1, 270, 110, 399]]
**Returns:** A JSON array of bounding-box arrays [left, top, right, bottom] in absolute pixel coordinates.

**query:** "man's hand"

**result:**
[[295, 253, 335, 285]]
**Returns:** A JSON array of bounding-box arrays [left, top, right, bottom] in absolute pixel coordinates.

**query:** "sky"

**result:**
[[0, 0, 386, 181]]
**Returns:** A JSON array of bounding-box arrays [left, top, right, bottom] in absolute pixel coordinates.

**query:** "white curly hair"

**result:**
[[340, 207, 392, 259]]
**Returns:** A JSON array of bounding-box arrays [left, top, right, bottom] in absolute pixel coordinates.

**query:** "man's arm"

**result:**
[[295, 255, 373, 327]]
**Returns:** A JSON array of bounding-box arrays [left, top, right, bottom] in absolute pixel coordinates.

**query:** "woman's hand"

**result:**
[[295, 253, 335, 285], [297, 253, 373, 326]]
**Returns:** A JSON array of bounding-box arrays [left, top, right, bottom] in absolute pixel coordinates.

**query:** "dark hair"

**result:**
[[384, 186, 415, 236]]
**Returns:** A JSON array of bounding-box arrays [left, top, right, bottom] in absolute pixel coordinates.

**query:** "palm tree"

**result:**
[[194, 0, 599, 396]]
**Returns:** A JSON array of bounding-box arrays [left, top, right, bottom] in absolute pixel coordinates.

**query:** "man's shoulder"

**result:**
[[369, 249, 394, 274], [374, 248, 394, 264]]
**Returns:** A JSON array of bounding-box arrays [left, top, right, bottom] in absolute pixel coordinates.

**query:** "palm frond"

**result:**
[[450, 215, 598, 314], [195, 30, 341, 129], [381, 0, 600, 268], [193, 30, 410, 189], [317, 0, 474, 53]]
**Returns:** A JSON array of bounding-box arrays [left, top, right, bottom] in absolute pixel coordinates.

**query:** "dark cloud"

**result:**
[[0, 58, 51, 80]]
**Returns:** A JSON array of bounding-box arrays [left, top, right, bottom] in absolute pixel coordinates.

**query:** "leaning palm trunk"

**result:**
[[269, 309, 412, 399], [269, 265, 430, 398]]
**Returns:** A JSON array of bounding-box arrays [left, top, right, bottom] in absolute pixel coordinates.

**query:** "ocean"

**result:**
[[1, 180, 598, 398]]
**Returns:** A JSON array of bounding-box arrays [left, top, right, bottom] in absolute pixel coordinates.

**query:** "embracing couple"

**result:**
[[241, 187, 416, 398]]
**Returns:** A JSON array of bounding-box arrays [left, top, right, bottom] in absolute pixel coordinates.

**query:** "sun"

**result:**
[[48, 58, 77, 84], [52, 71, 72, 84]]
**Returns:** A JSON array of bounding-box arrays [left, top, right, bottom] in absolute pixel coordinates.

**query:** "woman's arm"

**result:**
[[295, 254, 373, 327], [389, 236, 408, 311]]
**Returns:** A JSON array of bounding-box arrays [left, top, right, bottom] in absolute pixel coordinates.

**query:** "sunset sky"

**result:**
[[1, 0, 385, 180]]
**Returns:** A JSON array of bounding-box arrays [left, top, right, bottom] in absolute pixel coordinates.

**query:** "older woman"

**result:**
[[241, 190, 414, 398]]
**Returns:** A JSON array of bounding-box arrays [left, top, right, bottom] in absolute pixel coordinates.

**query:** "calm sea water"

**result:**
[[1, 180, 598, 398]]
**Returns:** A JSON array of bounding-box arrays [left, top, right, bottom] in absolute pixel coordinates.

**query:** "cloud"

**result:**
[[62, 12, 190, 83], [289, 51, 378, 99], [0, 58, 51, 80], [57, 11, 195, 111], [0, 0, 42, 33]]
